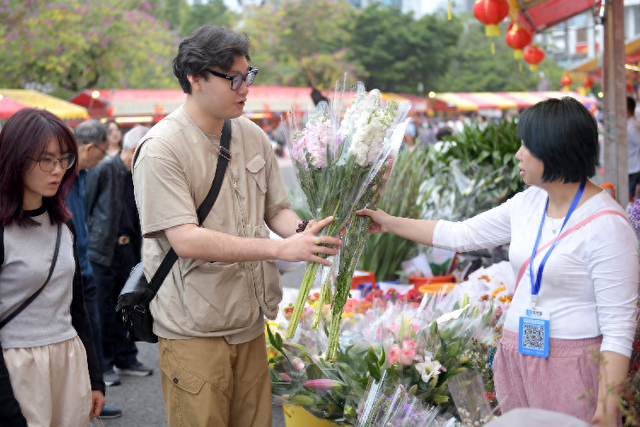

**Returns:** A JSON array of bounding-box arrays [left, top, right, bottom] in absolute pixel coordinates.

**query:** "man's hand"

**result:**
[[278, 216, 341, 266]]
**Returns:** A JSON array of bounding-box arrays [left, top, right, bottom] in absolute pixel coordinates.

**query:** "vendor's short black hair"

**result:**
[[517, 97, 598, 184], [173, 25, 251, 94]]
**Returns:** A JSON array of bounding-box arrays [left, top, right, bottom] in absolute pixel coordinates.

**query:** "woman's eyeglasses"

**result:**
[[28, 153, 76, 172], [206, 67, 259, 91]]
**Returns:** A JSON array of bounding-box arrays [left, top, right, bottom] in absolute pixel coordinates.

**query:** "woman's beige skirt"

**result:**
[[3, 335, 92, 427]]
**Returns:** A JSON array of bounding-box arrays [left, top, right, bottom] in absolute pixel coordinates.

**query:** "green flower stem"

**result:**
[[311, 267, 332, 330], [285, 261, 319, 339], [326, 162, 392, 361]]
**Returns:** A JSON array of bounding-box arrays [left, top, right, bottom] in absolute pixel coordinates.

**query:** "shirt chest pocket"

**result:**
[[245, 154, 267, 195]]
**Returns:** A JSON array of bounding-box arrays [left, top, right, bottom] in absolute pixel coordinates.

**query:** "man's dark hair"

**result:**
[[628, 96, 637, 116], [173, 25, 251, 94], [75, 119, 107, 146], [517, 97, 598, 184]]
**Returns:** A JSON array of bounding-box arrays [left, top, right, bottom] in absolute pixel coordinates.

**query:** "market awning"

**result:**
[[0, 89, 88, 120], [430, 91, 598, 112], [70, 89, 187, 118], [245, 86, 317, 113], [383, 93, 429, 113], [567, 35, 640, 81], [0, 95, 28, 119], [71, 87, 331, 117], [515, 0, 598, 33]]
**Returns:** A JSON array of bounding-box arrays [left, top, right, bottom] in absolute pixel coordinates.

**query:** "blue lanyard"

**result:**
[[529, 181, 586, 301]]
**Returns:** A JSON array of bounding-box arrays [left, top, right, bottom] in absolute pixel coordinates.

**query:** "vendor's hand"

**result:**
[[357, 208, 391, 234], [89, 390, 105, 419], [280, 216, 341, 266]]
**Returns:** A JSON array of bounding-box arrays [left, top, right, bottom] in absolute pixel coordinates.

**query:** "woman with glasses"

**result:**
[[0, 108, 105, 425], [359, 97, 638, 426], [105, 120, 123, 159]]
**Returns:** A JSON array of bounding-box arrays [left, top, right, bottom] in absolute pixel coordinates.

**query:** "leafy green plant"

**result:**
[[357, 147, 432, 282], [359, 120, 523, 282], [425, 119, 524, 222]]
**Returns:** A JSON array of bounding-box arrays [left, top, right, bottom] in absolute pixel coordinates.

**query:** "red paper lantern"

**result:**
[[583, 77, 594, 89], [560, 73, 573, 91], [505, 23, 533, 59], [473, 0, 510, 37], [523, 45, 545, 71]]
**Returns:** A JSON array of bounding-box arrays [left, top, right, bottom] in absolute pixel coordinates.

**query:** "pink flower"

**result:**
[[400, 347, 415, 365], [291, 357, 305, 372], [388, 344, 400, 365], [402, 340, 417, 352], [281, 373, 292, 382], [303, 379, 344, 390]]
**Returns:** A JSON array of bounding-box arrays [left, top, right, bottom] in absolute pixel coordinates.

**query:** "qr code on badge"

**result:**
[[522, 324, 545, 350]]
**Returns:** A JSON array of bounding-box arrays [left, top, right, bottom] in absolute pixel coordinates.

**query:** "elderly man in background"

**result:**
[[86, 125, 153, 387], [66, 119, 122, 419]]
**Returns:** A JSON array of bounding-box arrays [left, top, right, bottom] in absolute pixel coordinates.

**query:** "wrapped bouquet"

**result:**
[[284, 77, 410, 341]]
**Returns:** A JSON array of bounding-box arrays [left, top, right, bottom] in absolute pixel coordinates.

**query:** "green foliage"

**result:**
[[358, 147, 431, 281], [425, 119, 525, 222], [181, 0, 232, 36], [0, 0, 177, 98], [434, 13, 565, 92], [147, 0, 188, 30], [240, 0, 363, 89], [349, 5, 461, 94], [148, 0, 233, 37]]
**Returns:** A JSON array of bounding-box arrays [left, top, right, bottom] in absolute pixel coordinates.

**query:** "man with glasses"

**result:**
[[132, 25, 340, 427], [65, 119, 122, 419], [86, 125, 153, 391]]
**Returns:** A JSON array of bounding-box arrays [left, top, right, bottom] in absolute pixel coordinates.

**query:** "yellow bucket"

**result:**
[[283, 405, 340, 427]]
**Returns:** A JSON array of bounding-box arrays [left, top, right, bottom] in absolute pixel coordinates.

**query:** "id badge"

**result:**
[[518, 307, 550, 358]]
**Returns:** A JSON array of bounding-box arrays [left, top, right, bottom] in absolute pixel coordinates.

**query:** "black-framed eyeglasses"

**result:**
[[93, 143, 107, 156], [28, 153, 76, 172], [206, 67, 259, 91]]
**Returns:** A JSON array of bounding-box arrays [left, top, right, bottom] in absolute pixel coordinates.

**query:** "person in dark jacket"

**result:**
[[68, 119, 122, 419], [0, 108, 105, 425], [86, 125, 152, 387]]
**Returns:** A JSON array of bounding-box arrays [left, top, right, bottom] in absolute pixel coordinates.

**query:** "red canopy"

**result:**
[[0, 96, 28, 119], [517, 0, 599, 33]]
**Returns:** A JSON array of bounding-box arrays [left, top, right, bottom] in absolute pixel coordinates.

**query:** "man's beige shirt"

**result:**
[[132, 106, 291, 343]]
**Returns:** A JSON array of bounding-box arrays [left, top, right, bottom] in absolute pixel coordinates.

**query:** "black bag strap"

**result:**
[[140, 119, 232, 305], [0, 224, 62, 330]]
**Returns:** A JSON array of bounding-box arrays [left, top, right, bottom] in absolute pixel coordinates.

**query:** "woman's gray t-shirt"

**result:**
[[0, 209, 77, 348]]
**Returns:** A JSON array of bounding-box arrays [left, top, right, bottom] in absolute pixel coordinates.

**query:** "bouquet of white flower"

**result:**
[[284, 77, 410, 340]]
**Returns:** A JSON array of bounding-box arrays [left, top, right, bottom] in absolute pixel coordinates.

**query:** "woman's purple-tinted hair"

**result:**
[[0, 108, 78, 227]]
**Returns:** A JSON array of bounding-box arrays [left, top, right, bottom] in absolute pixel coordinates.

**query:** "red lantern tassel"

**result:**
[[448, 0, 451, 20], [491, 38, 495, 55]]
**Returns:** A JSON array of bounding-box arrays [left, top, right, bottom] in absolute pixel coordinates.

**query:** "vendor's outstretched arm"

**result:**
[[357, 208, 438, 246], [165, 215, 341, 266]]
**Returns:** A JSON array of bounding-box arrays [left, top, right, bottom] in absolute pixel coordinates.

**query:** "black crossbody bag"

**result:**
[[116, 119, 232, 343]]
